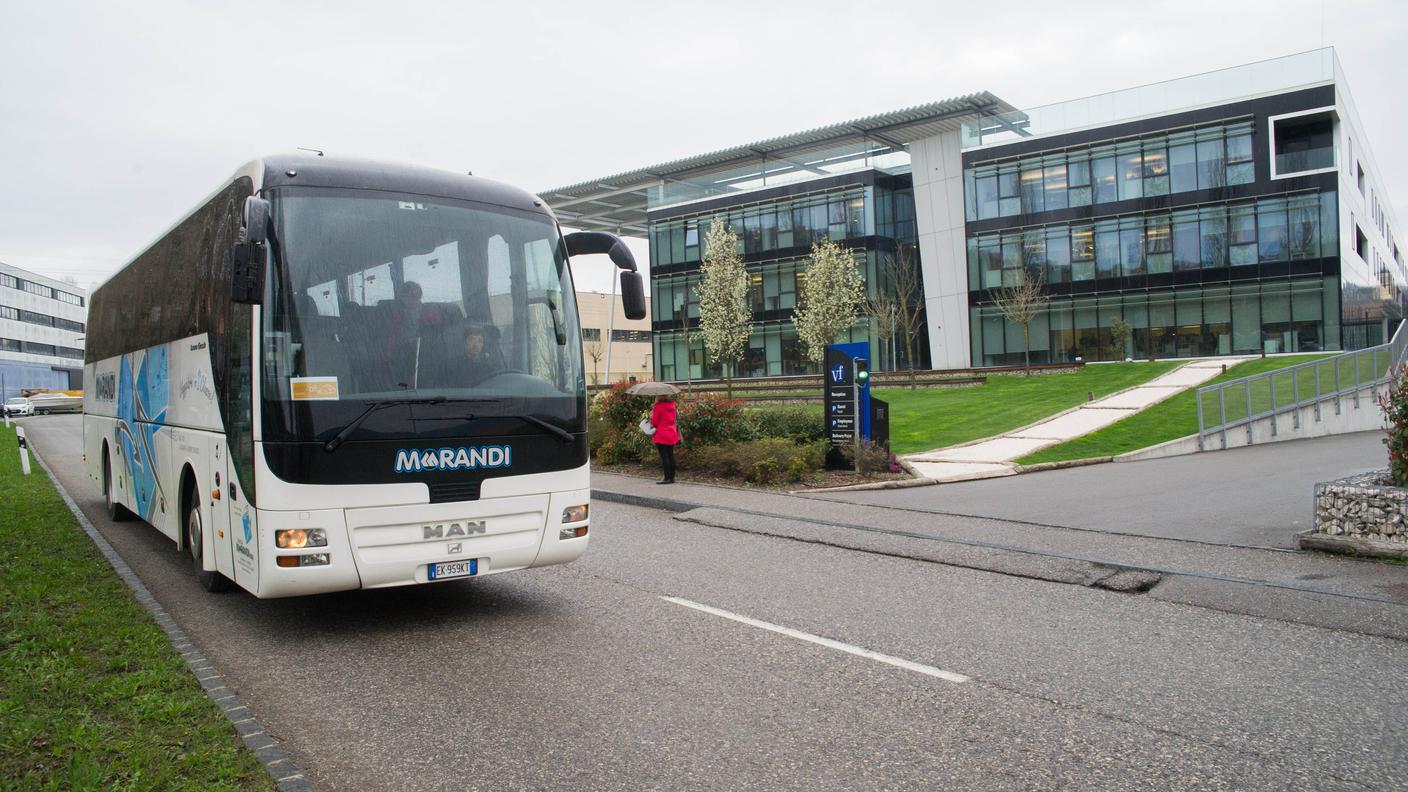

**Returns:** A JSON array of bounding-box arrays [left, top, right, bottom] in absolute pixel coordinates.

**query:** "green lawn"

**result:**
[[876, 361, 1182, 455], [0, 426, 272, 791], [1017, 353, 1336, 464]]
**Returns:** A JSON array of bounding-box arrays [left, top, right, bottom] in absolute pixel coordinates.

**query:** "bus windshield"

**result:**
[[261, 187, 585, 443]]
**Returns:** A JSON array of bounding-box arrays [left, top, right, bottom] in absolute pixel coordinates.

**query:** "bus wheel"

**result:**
[[103, 449, 133, 522], [186, 495, 232, 592]]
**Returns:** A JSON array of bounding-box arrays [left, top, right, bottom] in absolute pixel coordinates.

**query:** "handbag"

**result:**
[[638, 418, 657, 436]]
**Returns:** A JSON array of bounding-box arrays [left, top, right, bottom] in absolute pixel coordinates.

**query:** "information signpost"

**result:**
[[823, 342, 887, 470]]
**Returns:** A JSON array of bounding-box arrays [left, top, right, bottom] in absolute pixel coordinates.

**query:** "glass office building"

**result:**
[[541, 49, 1401, 378], [961, 48, 1403, 365], [648, 172, 920, 379]]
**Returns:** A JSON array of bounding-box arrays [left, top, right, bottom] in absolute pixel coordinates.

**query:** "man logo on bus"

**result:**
[[394, 444, 511, 473]]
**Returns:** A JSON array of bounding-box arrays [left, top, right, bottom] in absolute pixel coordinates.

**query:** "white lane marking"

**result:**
[[661, 596, 969, 684]]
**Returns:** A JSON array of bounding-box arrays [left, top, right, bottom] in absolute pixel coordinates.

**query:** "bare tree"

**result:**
[[585, 339, 604, 385], [885, 245, 927, 389], [866, 287, 900, 380], [991, 267, 1049, 376], [678, 280, 694, 392]]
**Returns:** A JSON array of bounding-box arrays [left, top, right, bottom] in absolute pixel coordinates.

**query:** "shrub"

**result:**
[[595, 429, 652, 466], [840, 440, 895, 477], [748, 404, 825, 443], [785, 455, 811, 483], [1380, 365, 1408, 486], [677, 393, 753, 446], [683, 438, 827, 483], [751, 458, 780, 485], [594, 381, 655, 434]]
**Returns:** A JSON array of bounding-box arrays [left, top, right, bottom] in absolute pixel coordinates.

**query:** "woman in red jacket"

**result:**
[[649, 396, 680, 484]]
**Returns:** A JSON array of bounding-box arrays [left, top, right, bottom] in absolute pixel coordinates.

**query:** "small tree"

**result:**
[[585, 340, 604, 385], [1109, 317, 1132, 360], [884, 245, 927, 389], [794, 237, 866, 364], [698, 222, 751, 398], [866, 285, 900, 377], [678, 280, 694, 392], [991, 267, 1049, 375]]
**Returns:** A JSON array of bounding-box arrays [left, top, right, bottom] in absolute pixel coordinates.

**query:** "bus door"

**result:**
[[210, 440, 236, 581]]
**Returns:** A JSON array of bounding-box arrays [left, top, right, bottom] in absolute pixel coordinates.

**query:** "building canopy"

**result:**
[[538, 92, 1018, 236]]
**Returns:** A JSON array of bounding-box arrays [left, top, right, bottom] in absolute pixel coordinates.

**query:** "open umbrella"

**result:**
[[626, 381, 681, 396]]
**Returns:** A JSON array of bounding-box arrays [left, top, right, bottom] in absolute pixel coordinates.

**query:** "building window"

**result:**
[[1272, 111, 1335, 175], [611, 329, 651, 343], [581, 327, 601, 342], [0, 274, 16, 290], [1356, 225, 1369, 259], [22, 341, 56, 356], [965, 120, 1257, 221], [22, 281, 53, 299], [968, 190, 1337, 290], [0, 338, 18, 352], [55, 290, 84, 307], [0, 306, 15, 321]]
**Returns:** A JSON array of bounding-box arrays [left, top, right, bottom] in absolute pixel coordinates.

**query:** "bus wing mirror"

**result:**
[[243, 196, 271, 244], [231, 241, 265, 304], [563, 230, 637, 272], [232, 196, 271, 304], [619, 271, 646, 320]]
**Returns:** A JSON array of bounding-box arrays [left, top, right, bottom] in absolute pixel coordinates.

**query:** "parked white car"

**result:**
[[4, 397, 33, 417]]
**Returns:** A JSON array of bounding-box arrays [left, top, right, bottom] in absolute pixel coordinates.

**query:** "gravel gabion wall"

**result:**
[[1313, 469, 1408, 543]]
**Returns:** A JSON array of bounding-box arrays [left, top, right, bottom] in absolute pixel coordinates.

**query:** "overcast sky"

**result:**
[[2, 0, 1404, 294]]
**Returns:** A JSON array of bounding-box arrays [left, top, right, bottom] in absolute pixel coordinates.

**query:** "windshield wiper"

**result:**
[[322, 396, 446, 453], [517, 414, 574, 443]]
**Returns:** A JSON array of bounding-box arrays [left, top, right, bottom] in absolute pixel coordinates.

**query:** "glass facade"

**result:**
[[968, 189, 1341, 366], [964, 121, 1254, 222], [973, 278, 1337, 364], [648, 175, 923, 380], [967, 192, 1338, 289]]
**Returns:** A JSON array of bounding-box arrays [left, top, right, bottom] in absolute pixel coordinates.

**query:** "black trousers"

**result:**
[[654, 442, 677, 481]]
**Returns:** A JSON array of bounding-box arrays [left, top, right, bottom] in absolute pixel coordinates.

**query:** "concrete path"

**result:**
[[905, 357, 1251, 481]]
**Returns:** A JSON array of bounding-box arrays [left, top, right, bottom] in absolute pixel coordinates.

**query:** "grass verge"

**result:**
[[876, 361, 1182, 455], [0, 425, 272, 791], [1017, 354, 1334, 464]]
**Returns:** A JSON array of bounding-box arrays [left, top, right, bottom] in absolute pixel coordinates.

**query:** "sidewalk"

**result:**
[[904, 358, 1251, 482], [591, 469, 1408, 641]]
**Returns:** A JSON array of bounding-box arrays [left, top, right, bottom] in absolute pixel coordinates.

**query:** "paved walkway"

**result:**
[[905, 357, 1251, 481]]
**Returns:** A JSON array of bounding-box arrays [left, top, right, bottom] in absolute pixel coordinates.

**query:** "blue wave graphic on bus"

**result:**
[[116, 346, 170, 521]]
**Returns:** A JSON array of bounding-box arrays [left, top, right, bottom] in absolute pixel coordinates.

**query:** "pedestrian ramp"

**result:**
[[905, 358, 1250, 482]]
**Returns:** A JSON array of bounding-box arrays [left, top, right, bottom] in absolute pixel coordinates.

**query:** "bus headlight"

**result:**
[[276, 528, 327, 548], [562, 504, 589, 523]]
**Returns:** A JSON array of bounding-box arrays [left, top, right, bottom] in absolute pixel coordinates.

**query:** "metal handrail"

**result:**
[[1196, 321, 1408, 451]]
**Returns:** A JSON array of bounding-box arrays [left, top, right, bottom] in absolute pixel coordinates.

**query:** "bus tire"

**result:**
[[103, 447, 134, 522], [186, 490, 232, 592]]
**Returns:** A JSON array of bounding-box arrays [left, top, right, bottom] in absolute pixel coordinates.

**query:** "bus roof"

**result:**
[[259, 154, 549, 218]]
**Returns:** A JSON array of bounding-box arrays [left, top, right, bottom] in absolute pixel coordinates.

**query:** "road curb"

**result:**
[[28, 438, 314, 792]]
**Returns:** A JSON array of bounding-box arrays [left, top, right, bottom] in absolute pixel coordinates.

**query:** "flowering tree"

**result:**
[[698, 221, 751, 398], [794, 237, 866, 363]]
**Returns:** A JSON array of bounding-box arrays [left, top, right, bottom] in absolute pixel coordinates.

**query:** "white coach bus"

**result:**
[[84, 155, 645, 597]]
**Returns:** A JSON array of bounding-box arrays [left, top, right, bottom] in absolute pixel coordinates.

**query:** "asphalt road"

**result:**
[[816, 431, 1386, 549], [24, 415, 1408, 790]]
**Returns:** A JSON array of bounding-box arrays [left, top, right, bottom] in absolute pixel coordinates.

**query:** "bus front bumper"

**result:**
[[254, 489, 590, 598]]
